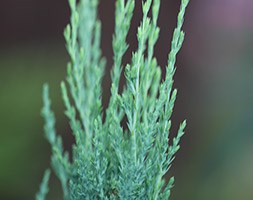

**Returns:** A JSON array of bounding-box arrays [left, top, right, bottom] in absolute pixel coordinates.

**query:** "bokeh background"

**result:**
[[1, 0, 253, 199]]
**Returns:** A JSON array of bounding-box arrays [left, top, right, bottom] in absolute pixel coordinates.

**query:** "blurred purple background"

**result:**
[[1, 0, 253, 199]]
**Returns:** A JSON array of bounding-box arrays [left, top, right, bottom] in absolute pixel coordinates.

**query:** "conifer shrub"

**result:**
[[36, 0, 189, 199]]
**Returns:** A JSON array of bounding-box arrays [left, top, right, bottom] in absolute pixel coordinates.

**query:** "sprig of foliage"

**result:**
[[36, 0, 189, 199], [36, 169, 51, 200]]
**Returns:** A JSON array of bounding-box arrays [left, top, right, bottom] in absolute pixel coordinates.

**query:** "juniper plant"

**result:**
[[36, 0, 189, 199]]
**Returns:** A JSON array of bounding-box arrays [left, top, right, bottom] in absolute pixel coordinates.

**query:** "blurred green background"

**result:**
[[0, 0, 253, 199]]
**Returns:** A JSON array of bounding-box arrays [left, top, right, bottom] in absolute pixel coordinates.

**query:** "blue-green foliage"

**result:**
[[36, 169, 51, 200], [36, 0, 189, 199]]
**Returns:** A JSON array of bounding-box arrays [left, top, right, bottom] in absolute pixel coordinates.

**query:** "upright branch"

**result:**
[[37, 0, 190, 199]]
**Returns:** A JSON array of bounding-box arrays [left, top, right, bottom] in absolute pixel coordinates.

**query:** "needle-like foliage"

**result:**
[[36, 0, 189, 199]]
